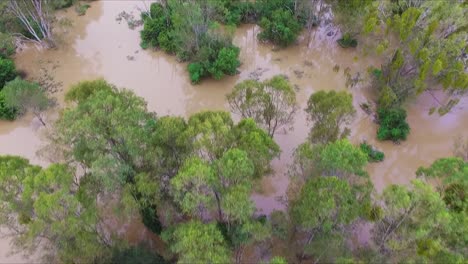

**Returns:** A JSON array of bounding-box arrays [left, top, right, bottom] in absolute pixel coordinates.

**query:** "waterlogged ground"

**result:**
[[1, 1, 467, 262]]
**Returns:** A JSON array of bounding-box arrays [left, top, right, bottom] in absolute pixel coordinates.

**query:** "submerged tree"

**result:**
[[2, 78, 51, 126], [365, 1, 468, 113], [0, 156, 112, 262], [290, 176, 360, 262], [227, 75, 298, 137], [7, 0, 55, 47], [372, 180, 462, 262], [305, 90, 356, 144], [163, 221, 231, 264]]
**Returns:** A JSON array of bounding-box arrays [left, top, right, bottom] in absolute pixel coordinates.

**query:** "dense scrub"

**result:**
[[360, 142, 385, 162], [377, 107, 410, 142], [140, 2, 241, 83]]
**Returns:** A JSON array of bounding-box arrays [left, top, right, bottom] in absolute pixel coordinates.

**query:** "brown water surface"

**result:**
[[1, 1, 467, 262]]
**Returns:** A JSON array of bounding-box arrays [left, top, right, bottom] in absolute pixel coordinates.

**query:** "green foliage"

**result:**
[[337, 33, 358, 48], [110, 245, 167, 264], [51, 0, 74, 10], [56, 82, 156, 187], [0, 91, 17, 120], [318, 139, 368, 177], [360, 142, 385, 162], [0, 57, 16, 89], [163, 221, 231, 264], [0, 32, 15, 58], [140, 2, 241, 83], [65, 78, 114, 103], [209, 46, 240, 79], [75, 3, 91, 16], [376, 107, 410, 141], [416, 158, 467, 213], [258, 8, 302, 47], [364, 1, 468, 113], [0, 156, 110, 262], [227, 75, 298, 137], [2, 78, 50, 119], [188, 62, 204, 84], [306, 90, 356, 144], [140, 3, 171, 50], [373, 180, 456, 262], [292, 177, 359, 231], [270, 256, 288, 264]]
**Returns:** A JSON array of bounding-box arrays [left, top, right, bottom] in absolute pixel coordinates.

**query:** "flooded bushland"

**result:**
[[1, 1, 467, 262]]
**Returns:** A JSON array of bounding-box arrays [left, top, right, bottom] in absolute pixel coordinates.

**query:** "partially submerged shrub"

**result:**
[[337, 33, 358, 48], [360, 142, 385, 162], [377, 107, 410, 141]]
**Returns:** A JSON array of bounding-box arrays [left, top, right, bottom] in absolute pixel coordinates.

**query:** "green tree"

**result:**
[[163, 221, 231, 264], [365, 1, 468, 113], [417, 157, 467, 257], [305, 90, 356, 144], [2, 78, 51, 126], [64, 78, 114, 103], [227, 75, 298, 137], [185, 111, 280, 177], [258, 8, 302, 47], [140, 2, 241, 83], [53, 80, 166, 233], [290, 176, 360, 261], [55, 81, 157, 187], [170, 148, 255, 223], [0, 156, 111, 262]]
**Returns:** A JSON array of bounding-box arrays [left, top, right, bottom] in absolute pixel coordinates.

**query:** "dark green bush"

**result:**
[[377, 107, 410, 141], [140, 3, 241, 83], [258, 8, 302, 47], [337, 33, 358, 48], [188, 62, 204, 84], [360, 142, 385, 162], [209, 46, 240, 79], [0, 91, 17, 120], [140, 204, 162, 235], [0, 57, 17, 89], [51, 0, 74, 10], [140, 3, 171, 50]]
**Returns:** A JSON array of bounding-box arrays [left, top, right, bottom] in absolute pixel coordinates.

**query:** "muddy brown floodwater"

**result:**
[[1, 1, 467, 262]]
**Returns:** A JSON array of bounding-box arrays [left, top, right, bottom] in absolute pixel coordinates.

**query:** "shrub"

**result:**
[[258, 9, 302, 47], [377, 107, 410, 141], [0, 57, 17, 89], [140, 3, 170, 50], [188, 63, 204, 84], [337, 33, 358, 48], [0, 91, 17, 120], [75, 3, 91, 16], [360, 142, 385, 162], [209, 46, 240, 79], [0, 33, 16, 59], [51, 0, 74, 10]]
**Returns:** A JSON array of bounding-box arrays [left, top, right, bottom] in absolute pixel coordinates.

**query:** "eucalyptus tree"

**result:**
[[2, 78, 51, 126], [227, 75, 298, 137], [0, 156, 112, 262], [7, 0, 55, 47], [305, 90, 356, 144]]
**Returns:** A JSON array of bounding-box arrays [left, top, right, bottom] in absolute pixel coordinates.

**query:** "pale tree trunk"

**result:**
[[7, 0, 55, 48]]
